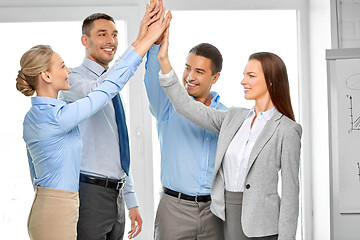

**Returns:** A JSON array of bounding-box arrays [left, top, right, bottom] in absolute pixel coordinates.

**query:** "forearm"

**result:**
[[159, 70, 224, 133], [144, 44, 172, 119], [278, 125, 302, 239], [278, 185, 299, 240], [100, 45, 135, 86], [58, 51, 142, 131], [158, 55, 172, 75], [133, 34, 159, 58], [59, 45, 135, 102]]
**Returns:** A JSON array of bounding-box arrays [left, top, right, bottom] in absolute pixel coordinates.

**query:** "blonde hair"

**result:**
[[16, 45, 54, 96]]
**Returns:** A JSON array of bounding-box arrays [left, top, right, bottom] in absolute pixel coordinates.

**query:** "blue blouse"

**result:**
[[23, 51, 142, 192]]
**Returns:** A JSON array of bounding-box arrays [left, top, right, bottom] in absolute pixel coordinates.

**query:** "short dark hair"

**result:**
[[82, 13, 115, 36], [189, 43, 223, 75]]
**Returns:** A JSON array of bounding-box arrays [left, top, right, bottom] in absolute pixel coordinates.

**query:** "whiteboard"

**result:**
[[327, 48, 360, 240]]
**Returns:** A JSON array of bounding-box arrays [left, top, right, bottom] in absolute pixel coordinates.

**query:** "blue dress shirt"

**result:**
[[58, 46, 139, 208], [24, 50, 142, 193], [144, 44, 227, 196]]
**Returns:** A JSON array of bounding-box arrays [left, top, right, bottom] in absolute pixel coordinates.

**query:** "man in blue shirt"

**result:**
[[59, 6, 168, 239], [145, 42, 227, 239]]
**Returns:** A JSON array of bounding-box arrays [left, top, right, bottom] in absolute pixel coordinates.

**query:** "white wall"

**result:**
[[308, 0, 332, 239]]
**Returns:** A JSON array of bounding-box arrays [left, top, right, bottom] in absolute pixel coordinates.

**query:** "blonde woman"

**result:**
[[16, 9, 171, 240], [156, 27, 301, 240]]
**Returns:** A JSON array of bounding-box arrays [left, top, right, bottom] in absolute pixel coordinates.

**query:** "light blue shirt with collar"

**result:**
[[144, 44, 228, 196], [59, 46, 138, 208], [25, 50, 142, 193]]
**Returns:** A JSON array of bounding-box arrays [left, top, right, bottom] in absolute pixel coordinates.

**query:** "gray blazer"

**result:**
[[159, 71, 302, 240]]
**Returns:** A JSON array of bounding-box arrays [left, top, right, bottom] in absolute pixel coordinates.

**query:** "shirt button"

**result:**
[[245, 184, 251, 189]]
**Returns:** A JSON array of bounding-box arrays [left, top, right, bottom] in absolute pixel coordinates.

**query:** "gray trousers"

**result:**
[[154, 192, 224, 240], [77, 182, 125, 240], [224, 191, 278, 240]]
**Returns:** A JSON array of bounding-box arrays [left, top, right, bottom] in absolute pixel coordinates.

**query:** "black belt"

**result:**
[[80, 173, 125, 191], [163, 187, 211, 202]]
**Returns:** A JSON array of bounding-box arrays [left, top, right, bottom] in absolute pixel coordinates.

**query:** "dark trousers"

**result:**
[[224, 191, 278, 240], [77, 182, 125, 240]]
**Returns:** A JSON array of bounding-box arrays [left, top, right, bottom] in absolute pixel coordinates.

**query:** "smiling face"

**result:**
[[82, 19, 118, 68], [181, 53, 219, 104], [47, 53, 71, 92], [241, 59, 270, 102]]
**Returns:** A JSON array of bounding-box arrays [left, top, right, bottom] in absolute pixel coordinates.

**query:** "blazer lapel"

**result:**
[[214, 109, 248, 175], [245, 111, 283, 176]]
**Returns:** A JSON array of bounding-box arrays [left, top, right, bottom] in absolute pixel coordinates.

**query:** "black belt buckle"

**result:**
[[80, 173, 126, 191], [116, 179, 125, 190]]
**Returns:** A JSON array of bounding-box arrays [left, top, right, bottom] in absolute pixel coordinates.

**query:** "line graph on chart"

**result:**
[[348, 95, 360, 132]]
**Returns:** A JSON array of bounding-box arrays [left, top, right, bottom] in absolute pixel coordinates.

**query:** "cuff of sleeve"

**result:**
[[159, 69, 177, 87], [122, 45, 135, 58], [124, 192, 139, 209], [123, 50, 143, 69], [128, 44, 135, 51], [159, 68, 175, 78]]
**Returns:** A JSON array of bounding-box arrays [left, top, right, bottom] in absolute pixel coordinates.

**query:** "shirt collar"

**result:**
[[246, 106, 277, 121], [31, 96, 65, 106], [188, 91, 221, 108], [261, 107, 277, 121], [82, 57, 107, 77], [209, 91, 220, 108], [246, 108, 256, 119]]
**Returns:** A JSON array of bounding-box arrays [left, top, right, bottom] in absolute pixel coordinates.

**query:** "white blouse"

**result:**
[[223, 107, 277, 192]]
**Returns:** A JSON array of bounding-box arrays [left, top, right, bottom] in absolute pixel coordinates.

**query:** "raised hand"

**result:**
[[132, 0, 160, 47], [132, 2, 171, 57], [158, 25, 172, 74], [158, 24, 169, 60], [155, 0, 165, 45], [146, 6, 171, 43]]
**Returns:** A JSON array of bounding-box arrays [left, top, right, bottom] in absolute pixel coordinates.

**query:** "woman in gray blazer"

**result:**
[[155, 28, 302, 240]]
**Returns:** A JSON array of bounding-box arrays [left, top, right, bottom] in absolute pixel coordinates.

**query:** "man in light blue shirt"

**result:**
[[144, 42, 227, 239], [58, 9, 167, 239]]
